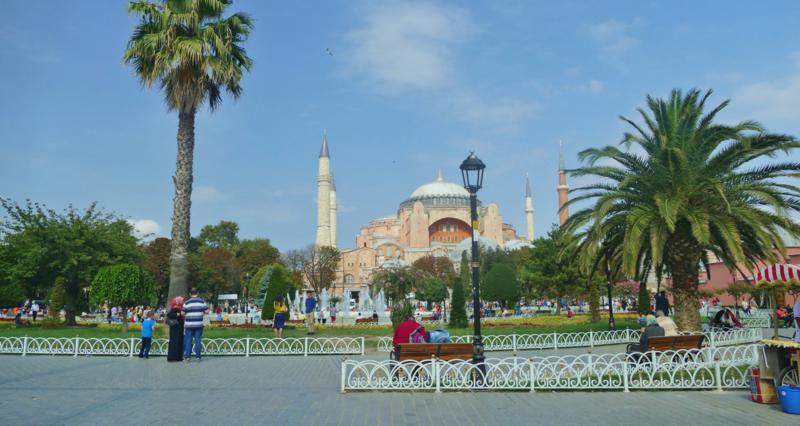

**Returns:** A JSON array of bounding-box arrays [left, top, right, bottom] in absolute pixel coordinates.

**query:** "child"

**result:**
[[139, 310, 156, 359], [273, 296, 288, 338]]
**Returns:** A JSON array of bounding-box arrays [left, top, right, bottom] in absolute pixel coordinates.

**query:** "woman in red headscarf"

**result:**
[[166, 296, 185, 362]]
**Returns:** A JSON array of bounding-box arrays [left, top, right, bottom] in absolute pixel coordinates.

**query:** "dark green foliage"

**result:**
[[258, 264, 297, 320], [449, 277, 468, 328], [49, 277, 66, 318], [90, 264, 156, 308], [90, 264, 156, 332], [415, 277, 448, 308], [483, 263, 519, 308], [198, 220, 240, 250], [637, 283, 651, 314], [0, 199, 141, 325], [518, 226, 585, 312], [0, 282, 25, 309]]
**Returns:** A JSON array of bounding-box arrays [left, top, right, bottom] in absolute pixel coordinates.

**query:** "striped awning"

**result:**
[[755, 263, 800, 283]]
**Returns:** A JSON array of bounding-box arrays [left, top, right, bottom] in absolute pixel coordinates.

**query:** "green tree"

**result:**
[[483, 263, 520, 309], [520, 227, 584, 314], [0, 199, 141, 325], [198, 220, 240, 250], [415, 277, 448, 308], [637, 282, 651, 314], [237, 238, 281, 283], [411, 255, 456, 287], [0, 282, 25, 310], [198, 247, 239, 301], [565, 89, 800, 330], [49, 277, 66, 319], [142, 237, 171, 303], [124, 0, 254, 302], [449, 277, 468, 328], [90, 264, 156, 332], [255, 264, 297, 321], [373, 268, 417, 327]]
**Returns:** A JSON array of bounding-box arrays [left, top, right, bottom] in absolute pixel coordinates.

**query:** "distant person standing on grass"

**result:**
[[139, 311, 156, 359], [183, 288, 208, 361], [31, 301, 40, 321], [305, 290, 316, 335]]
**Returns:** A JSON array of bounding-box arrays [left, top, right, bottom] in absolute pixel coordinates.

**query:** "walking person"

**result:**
[[139, 310, 156, 358], [183, 288, 208, 361], [304, 290, 316, 335], [273, 295, 288, 338], [30, 301, 40, 322], [166, 297, 184, 362], [654, 290, 670, 316]]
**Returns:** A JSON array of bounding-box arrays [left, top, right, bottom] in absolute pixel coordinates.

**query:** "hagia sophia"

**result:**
[[313, 133, 571, 301]]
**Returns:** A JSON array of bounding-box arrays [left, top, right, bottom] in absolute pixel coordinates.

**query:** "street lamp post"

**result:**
[[460, 152, 486, 373]]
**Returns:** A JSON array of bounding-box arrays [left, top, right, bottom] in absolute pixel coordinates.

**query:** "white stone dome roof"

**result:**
[[409, 172, 469, 199]]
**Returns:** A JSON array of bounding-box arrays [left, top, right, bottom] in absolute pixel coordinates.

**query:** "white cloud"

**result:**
[[345, 2, 471, 92], [585, 19, 639, 54], [192, 185, 222, 202], [732, 53, 800, 121], [446, 91, 538, 132], [127, 219, 161, 240]]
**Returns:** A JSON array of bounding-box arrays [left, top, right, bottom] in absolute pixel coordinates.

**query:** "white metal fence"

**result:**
[[341, 344, 759, 392], [0, 336, 365, 357], [376, 328, 761, 353]]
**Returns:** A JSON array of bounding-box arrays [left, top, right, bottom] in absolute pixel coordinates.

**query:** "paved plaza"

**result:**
[[0, 348, 792, 426]]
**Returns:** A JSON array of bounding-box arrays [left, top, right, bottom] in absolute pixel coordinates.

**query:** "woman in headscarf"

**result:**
[[166, 296, 185, 362]]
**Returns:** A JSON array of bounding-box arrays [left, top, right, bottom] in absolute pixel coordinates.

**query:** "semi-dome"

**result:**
[[401, 171, 475, 209]]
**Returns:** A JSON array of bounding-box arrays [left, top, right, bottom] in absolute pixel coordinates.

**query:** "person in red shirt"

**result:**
[[392, 317, 426, 349]]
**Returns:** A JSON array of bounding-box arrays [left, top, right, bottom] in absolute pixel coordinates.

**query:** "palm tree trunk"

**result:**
[[168, 109, 195, 303], [667, 229, 702, 331]]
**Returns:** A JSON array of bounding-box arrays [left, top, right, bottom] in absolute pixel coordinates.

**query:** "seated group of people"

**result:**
[[627, 310, 677, 353]]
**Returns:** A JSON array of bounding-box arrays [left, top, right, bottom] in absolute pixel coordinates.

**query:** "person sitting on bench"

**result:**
[[392, 317, 427, 353], [628, 315, 665, 353]]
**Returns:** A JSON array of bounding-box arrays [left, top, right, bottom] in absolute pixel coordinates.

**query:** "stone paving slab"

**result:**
[[0, 355, 791, 425]]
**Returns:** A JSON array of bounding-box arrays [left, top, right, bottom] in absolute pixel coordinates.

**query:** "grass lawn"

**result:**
[[0, 313, 638, 343]]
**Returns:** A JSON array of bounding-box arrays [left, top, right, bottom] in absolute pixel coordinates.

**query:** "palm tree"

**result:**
[[123, 0, 253, 301], [565, 89, 800, 330]]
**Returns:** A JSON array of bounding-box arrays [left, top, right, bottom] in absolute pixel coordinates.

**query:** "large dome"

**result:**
[[409, 179, 469, 198], [401, 171, 475, 209]]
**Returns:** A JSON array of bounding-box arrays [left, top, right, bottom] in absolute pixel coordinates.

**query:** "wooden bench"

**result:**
[[209, 320, 231, 326], [394, 343, 473, 362], [355, 318, 378, 325], [286, 319, 305, 325], [627, 334, 705, 354]]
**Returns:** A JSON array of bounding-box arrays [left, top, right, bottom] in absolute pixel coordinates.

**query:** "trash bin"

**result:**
[[778, 386, 800, 414]]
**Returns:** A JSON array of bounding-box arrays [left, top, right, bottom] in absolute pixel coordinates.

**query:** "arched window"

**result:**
[[344, 274, 354, 284]]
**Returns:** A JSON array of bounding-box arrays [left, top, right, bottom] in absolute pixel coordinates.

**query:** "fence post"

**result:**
[[74, 336, 79, 357], [529, 359, 536, 393], [589, 330, 594, 348], [340, 362, 347, 393], [512, 334, 517, 356], [361, 337, 365, 356], [552, 332, 558, 350], [129, 337, 135, 357], [709, 332, 716, 348], [245, 337, 250, 358], [304, 337, 309, 357], [22, 336, 28, 357], [434, 356, 441, 393], [622, 361, 630, 392], [714, 347, 723, 392]]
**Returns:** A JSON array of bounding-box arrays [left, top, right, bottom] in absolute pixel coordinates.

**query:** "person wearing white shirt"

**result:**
[[31, 302, 40, 321]]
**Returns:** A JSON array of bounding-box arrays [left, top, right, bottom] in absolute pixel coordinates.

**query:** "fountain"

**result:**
[[320, 288, 329, 310]]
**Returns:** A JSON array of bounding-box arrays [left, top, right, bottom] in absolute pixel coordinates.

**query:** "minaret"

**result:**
[[315, 131, 332, 247], [525, 173, 534, 241], [558, 140, 570, 226], [329, 176, 337, 248]]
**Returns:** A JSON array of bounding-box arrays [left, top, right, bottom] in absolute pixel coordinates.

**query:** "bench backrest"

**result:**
[[395, 343, 472, 361], [647, 334, 704, 351]]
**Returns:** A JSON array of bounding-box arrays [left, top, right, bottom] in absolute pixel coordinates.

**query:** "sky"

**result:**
[[2, 0, 800, 252]]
